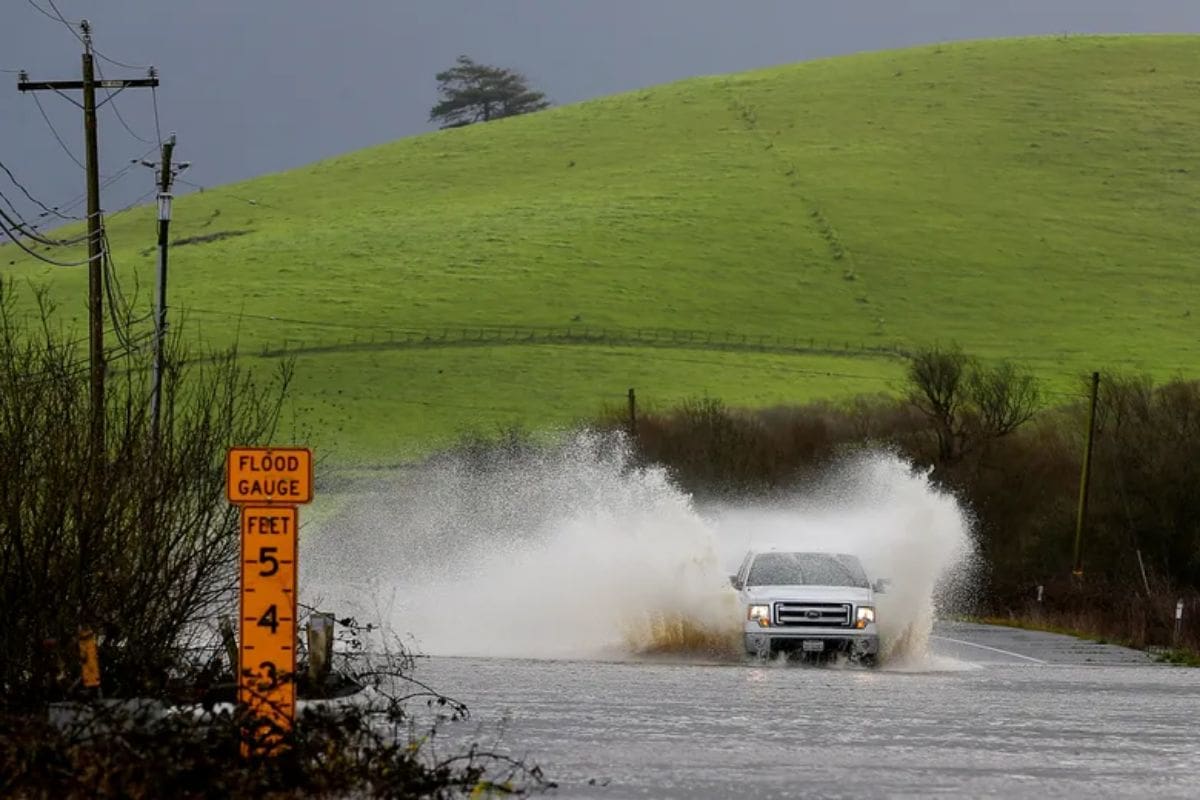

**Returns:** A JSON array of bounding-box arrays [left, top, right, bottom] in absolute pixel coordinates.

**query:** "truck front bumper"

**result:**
[[744, 627, 879, 658]]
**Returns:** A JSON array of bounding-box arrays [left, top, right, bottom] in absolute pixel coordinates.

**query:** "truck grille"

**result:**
[[774, 602, 851, 628]]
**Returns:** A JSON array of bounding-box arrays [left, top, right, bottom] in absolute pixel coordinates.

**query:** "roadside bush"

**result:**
[[0, 641, 552, 798], [634, 398, 776, 497], [0, 286, 291, 707], [0, 285, 553, 796]]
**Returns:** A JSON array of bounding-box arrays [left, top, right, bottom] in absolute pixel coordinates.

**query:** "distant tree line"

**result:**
[[605, 346, 1200, 651]]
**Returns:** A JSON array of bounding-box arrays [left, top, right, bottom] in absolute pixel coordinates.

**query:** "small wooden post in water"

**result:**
[[307, 613, 335, 690]]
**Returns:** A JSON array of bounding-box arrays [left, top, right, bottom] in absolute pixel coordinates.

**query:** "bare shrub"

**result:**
[[1087, 375, 1200, 590], [907, 344, 968, 462], [968, 360, 1039, 439], [907, 345, 1040, 463], [0, 634, 552, 798], [0, 285, 292, 707]]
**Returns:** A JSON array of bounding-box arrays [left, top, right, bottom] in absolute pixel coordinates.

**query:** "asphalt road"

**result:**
[[415, 622, 1197, 799], [930, 620, 1158, 666]]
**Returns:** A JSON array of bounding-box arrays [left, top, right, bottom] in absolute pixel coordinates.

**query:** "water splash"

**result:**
[[304, 434, 976, 665], [704, 452, 980, 665]]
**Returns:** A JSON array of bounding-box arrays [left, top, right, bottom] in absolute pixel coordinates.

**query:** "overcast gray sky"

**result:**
[[2, 0, 1199, 224]]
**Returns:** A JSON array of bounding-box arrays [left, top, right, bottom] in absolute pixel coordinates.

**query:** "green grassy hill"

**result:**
[[5, 35, 1200, 463]]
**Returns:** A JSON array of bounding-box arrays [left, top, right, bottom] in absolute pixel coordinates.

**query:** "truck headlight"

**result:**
[[855, 606, 876, 629], [747, 604, 771, 628]]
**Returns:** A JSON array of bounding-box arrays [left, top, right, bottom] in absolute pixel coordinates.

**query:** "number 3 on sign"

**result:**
[[238, 506, 298, 754]]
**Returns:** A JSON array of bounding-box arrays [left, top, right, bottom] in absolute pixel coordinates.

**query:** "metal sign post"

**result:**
[[227, 447, 313, 757]]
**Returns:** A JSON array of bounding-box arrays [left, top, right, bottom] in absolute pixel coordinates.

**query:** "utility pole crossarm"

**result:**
[[18, 78, 159, 91]]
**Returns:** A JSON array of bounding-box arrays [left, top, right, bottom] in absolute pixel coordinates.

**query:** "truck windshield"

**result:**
[[746, 552, 869, 587]]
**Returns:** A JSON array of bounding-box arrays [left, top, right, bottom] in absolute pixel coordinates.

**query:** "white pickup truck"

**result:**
[[732, 550, 885, 665]]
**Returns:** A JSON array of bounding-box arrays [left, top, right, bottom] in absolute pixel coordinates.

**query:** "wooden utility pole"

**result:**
[[144, 133, 186, 442], [627, 388, 638, 439], [1072, 371, 1101, 578], [18, 20, 159, 454]]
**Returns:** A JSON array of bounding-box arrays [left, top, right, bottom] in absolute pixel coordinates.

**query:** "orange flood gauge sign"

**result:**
[[227, 446, 313, 757], [238, 505, 299, 755], [227, 447, 313, 505]]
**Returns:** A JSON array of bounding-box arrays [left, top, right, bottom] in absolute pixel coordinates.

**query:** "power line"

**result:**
[[26, 0, 69, 28], [0, 159, 83, 221], [0, 183, 92, 245], [0, 215, 97, 266], [35, 0, 154, 72], [175, 177, 274, 209], [101, 228, 152, 356], [29, 92, 85, 169], [109, 188, 159, 216], [151, 85, 163, 147], [101, 228, 137, 318], [0, 203, 91, 247], [50, 147, 158, 217], [0, 188, 25, 220], [94, 48, 154, 73], [174, 176, 280, 211], [28, 0, 159, 153], [94, 59, 157, 146], [0, 189, 39, 231]]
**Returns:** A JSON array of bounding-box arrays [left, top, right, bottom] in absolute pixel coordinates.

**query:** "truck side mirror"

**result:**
[[873, 579, 890, 594], [729, 575, 741, 589]]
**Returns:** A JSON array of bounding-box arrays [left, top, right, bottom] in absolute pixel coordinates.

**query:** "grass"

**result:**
[[288, 346, 903, 461], [1154, 648, 1200, 667], [5, 34, 1200, 464]]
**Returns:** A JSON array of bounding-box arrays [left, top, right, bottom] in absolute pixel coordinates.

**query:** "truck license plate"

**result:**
[[802, 640, 825, 653]]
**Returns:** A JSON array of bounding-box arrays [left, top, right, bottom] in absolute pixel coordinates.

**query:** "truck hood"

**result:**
[[741, 585, 873, 605]]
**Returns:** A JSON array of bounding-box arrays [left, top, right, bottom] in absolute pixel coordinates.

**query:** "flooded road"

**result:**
[[311, 448, 1197, 795], [415, 623, 1198, 799]]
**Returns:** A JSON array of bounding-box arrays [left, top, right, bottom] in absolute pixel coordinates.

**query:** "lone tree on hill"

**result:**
[[430, 55, 550, 128]]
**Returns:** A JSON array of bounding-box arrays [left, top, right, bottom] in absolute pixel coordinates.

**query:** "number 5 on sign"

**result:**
[[238, 506, 298, 754]]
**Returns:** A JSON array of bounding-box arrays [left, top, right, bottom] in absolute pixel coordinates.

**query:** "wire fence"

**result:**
[[250, 324, 911, 363]]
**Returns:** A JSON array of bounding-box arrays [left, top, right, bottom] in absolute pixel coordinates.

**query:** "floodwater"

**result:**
[[307, 441, 1198, 796], [415, 627, 1200, 799]]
